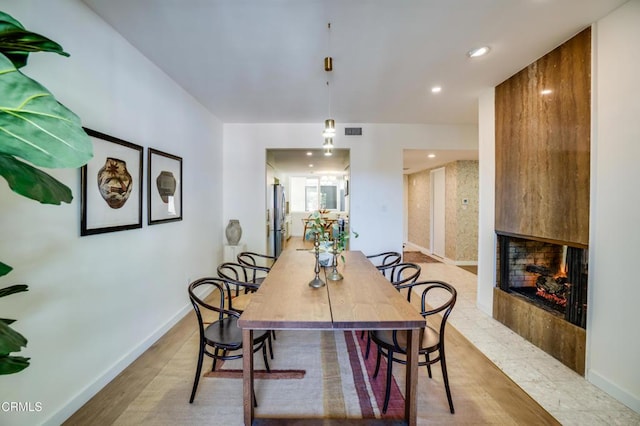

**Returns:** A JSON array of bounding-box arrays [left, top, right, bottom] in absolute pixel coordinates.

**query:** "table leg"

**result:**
[[405, 328, 419, 426], [242, 329, 254, 425]]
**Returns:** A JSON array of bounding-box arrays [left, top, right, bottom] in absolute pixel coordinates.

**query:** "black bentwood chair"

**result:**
[[237, 251, 278, 269], [363, 262, 422, 358], [218, 261, 277, 352], [376, 262, 422, 292], [370, 280, 457, 414], [188, 278, 271, 404], [217, 262, 270, 312], [366, 251, 402, 270]]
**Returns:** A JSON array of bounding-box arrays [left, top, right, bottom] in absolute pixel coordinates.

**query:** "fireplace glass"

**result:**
[[497, 234, 588, 328]]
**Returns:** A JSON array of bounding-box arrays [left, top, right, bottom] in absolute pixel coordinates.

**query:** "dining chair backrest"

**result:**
[[237, 251, 277, 269], [188, 277, 238, 329], [377, 262, 421, 288], [366, 251, 402, 270], [218, 261, 269, 282], [217, 261, 269, 297], [415, 280, 457, 332]]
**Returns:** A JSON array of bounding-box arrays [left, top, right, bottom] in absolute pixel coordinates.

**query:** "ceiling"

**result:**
[[81, 0, 626, 172], [403, 149, 478, 174], [267, 147, 477, 175], [267, 148, 350, 175]]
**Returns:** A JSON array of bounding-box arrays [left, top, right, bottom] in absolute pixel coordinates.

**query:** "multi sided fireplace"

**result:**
[[494, 233, 588, 374], [497, 234, 588, 329]]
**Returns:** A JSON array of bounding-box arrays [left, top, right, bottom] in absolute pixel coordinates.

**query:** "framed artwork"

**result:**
[[148, 148, 182, 225], [80, 128, 143, 236]]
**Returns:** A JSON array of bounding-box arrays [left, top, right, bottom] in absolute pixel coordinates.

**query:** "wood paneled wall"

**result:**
[[493, 288, 586, 374], [495, 28, 591, 247]]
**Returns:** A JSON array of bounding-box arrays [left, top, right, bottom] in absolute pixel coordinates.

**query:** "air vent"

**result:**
[[345, 127, 362, 136]]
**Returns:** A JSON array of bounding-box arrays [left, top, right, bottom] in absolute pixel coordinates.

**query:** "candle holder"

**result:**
[[308, 232, 326, 288], [326, 239, 343, 281]]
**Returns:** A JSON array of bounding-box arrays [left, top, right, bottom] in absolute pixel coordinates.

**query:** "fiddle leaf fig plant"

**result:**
[[0, 11, 93, 374]]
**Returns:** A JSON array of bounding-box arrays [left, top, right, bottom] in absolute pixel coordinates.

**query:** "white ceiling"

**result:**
[[267, 148, 350, 175], [81, 0, 626, 172], [403, 149, 478, 174]]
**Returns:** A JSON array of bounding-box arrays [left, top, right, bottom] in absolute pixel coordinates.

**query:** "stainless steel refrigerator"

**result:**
[[267, 184, 286, 258]]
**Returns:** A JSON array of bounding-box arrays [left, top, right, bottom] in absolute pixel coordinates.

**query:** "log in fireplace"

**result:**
[[497, 234, 588, 329]]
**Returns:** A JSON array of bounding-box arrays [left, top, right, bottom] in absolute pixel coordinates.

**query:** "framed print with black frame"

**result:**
[[80, 128, 143, 236], [148, 148, 182, 225]]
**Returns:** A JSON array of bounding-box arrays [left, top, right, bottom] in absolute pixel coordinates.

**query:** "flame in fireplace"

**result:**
[[536, 286, 568, 307]]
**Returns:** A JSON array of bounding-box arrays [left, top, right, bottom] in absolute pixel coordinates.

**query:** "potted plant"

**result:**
[[304, 210, 357, 282], [0, 11, 93, 374], [305, 210, 356, 255]]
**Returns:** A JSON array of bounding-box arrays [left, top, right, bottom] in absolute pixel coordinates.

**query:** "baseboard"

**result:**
[[453, 260, 478, 266], [403, 241, 426, 252], [587, 369, 640, 413], [44, 303, 193, 426], [403, 242, 437, 258]]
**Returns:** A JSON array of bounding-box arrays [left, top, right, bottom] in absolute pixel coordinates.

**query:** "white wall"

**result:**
[[476, 88, 496, 315], [0, 1, 223, 424], [588, 0, 640, 412], [223, 124, 477, 256]]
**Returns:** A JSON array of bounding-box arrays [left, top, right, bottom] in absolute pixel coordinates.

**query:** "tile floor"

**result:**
[[420, 263, 640, 426]]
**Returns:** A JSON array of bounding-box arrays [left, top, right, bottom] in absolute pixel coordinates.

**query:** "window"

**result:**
[[320, 185, 337, 209], [305, 180, 318, 211], [289, 176, 345, 212]]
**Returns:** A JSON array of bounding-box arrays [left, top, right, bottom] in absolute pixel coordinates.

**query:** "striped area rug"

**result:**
[[112, 330, 405, 424], [342, 331, 405, 419]]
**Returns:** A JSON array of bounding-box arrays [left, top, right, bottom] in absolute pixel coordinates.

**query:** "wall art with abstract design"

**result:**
[[147, 148, 182, 225], [80, 128, 143, 236]]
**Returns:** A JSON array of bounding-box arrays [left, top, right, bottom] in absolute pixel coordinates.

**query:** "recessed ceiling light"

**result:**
[[306, 151, 313, 156], [308, 164, 314, 168], [467, 46, 491, 58], [431, 86, 442, 93], [541, 89, 553, 95], [428, 153, 436, 158]]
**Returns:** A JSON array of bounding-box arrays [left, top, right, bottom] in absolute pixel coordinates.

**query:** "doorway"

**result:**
[[265, 148, 350, 252], [403, 149, 479, 262]]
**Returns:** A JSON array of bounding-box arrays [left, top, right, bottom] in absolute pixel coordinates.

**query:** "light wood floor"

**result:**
[[64, 237, 558, 425]]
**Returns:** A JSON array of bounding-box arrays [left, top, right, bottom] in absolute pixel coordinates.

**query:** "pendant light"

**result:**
[[322, 22, 335, 154]]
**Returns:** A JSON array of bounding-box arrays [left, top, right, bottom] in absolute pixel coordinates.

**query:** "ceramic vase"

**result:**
[[97, 157, 133, 209], [225, 219, 242, 245], [156, 171, 176, 203]]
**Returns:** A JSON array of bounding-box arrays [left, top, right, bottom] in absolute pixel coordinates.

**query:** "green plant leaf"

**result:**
[[0, 54, 93, 168], [0, 154, 72, 204], [0, 355, 30, 375], [0, 261, 12, 277], [0, 284, 28, 299], [0, 12, 24, 29], [0, 320, 27, 354], [0, 12, 69, 69], [0, 319, 16, 325]]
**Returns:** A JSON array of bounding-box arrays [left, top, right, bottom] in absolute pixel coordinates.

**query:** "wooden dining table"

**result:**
[[238, 250, 426, 425]]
